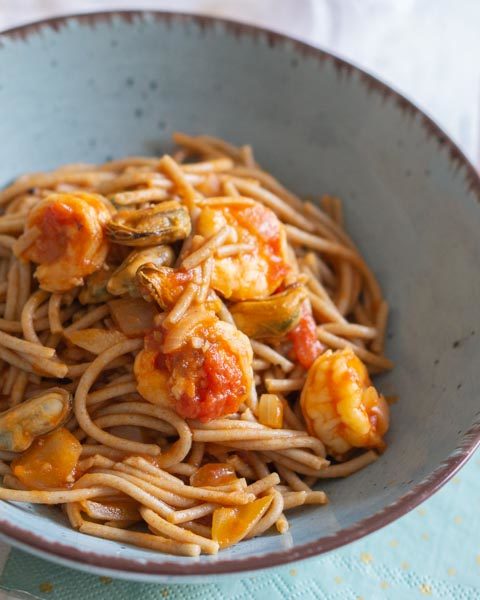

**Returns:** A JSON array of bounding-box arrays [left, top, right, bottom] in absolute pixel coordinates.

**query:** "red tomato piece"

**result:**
[[171, 339, 246, 422], [288, 302, 323, 370]]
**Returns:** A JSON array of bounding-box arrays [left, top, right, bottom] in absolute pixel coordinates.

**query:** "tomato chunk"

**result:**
[[212, 495, 273, 548], [190, 463, 237, 487], [167, 339, 247, 422], [288, 302, 323, 369], [12, 428, 82, 490]]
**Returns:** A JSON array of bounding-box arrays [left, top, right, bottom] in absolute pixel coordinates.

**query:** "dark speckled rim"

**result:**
[[0, 10, 480, 580]]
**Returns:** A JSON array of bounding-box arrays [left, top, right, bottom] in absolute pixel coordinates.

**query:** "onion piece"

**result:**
[[65, 328, 127, 355], [108, 298, 158, 337]]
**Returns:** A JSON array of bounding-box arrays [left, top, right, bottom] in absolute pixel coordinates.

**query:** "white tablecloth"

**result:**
[[0, 1, 478, 597]]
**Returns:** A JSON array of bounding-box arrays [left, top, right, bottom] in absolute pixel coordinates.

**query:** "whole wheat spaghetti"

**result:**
[[0, 133, 392, 555]]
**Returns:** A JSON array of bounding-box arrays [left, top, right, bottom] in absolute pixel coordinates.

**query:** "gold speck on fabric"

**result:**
[[360, 552, 373, 564]]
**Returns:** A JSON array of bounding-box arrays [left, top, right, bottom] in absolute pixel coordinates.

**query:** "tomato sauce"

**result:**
[[12, 428, 82, 490], [169, 338, 246, 422]]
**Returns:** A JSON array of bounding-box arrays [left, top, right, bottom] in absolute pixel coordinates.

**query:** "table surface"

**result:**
[[0, 1, 479, 598]]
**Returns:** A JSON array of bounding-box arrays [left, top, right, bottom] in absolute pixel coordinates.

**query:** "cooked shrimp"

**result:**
[[15, 192, 111, 292], [134, 307, 253, 422], [195, 200, 289, 300], [300, 348, 389, 456]]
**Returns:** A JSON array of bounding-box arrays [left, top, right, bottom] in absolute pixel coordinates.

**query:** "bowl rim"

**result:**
[[0, 9, 479, 580]]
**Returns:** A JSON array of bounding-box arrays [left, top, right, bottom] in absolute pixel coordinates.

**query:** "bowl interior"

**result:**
[[0, 12, 479, 580]]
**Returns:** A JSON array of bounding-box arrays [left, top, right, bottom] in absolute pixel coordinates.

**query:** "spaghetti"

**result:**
[[0, 133, 392, 555]]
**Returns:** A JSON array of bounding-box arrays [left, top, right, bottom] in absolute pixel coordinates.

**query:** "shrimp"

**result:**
[[195, 200, 289, 300], [300, 348, 389, 456], [15, 192, 111, 292], [134, 307, 253, 422]]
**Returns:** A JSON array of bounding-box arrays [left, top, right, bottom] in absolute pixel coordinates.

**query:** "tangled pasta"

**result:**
[[0, 133, 393, 555]]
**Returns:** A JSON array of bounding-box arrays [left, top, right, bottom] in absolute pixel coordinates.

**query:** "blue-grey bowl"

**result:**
[[0, 11, 479, 583]]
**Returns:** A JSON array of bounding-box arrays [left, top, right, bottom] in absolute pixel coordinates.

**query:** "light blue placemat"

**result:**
[[1, 450, 479, 600]]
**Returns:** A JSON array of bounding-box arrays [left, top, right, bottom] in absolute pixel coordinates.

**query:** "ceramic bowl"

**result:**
[[0, 11, 479, 583]]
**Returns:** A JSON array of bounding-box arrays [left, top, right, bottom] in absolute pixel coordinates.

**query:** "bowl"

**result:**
[[0, 11, 479, 583]]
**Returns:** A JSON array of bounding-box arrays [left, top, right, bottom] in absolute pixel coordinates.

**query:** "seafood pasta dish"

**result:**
[[0, 133, 392, 556]]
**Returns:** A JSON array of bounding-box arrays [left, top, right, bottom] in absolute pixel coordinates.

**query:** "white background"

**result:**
[[0, 0, 478, 596]]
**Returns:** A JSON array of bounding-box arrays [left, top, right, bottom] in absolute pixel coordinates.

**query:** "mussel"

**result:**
[[136, 264, 192, 310], [79, 268, 113, 304], [230, 284, 307, 339], [105, 201, 191, 247], [0, 388, 72, 452], [107, 245, 175, 297]]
